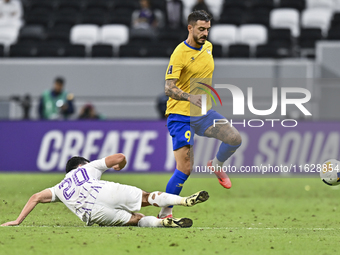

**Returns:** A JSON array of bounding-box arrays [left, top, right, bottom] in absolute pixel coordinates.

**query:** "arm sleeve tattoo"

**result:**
[[165, 79, 190, 102]]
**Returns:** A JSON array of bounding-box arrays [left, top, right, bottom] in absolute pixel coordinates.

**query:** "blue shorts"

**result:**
[[167, 109, 225, 151]]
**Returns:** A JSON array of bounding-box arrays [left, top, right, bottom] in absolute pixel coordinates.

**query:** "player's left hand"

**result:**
[[1, 221, 19, 226]]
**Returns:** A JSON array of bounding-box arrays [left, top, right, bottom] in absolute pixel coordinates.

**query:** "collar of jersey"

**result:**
[[184, 40, 202, 51]]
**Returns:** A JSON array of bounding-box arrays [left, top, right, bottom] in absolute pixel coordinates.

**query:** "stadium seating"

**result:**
[[63, 44, 86, 57], [113, 0, 139, 10], [119, 43, 149, 58], [18, 25, 45, 44], [45, 29, 70, 44], [8, 0, 340, 59], [250, 0, 275, 12], [28, 1, 54, 14], [209, 25, 237, 55], [80, 14, 108, 26], [335, 0, 340, 10], [223, 0, 247, 10], [238, 25, 268, 48], [212, 44, 223, 58], [228, 44, 250, 58], [0, 44, 4, 57], [85, 1, 113, 13], [70, 25, 100, 54], [256, 44, 281, 58], [182, 0, 196, 22], [129, 29, 156, 44], [37, 43, 66, 58], [9, 43, 39, 57], [306, 0, 334, 9], [150, 0, 166, 12], [219, 8, 244, 25], [99, 25, 129, 56], [53, 14, 78, 31], [327, 27, 340, 40], [0, 27, 19, 48], [147, 43, 177, 58], [267, 28, 293, 57], [268, 28, 292, 46], [109, 6, 135, 26], [205, 0, 224, 19], [107, 15, 131, 27], [299, 28, 323, 47], [9, 41, 86, 58], [244, 9, 271, 27], [119, 41, 175, 58], [24, 14, 50, 29], [270, 8, 300, 37], [279, 0, 306, 12], [301, 8, 333, 36], [158, 28, 187, 45], [91, 44, 114, 58], [330, 13, 340, 28], [57, 2, 82, 15]]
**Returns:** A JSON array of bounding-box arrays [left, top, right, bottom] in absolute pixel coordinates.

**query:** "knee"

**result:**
[[230, 133, 242, 146], [223, 131, 242, 146]]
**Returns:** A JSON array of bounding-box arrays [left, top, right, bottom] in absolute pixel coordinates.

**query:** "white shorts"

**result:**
[[90, 182, 143, 226]]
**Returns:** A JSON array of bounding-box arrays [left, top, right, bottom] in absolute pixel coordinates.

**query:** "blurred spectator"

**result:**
[[156, 94, 168, 119], [166, 0, 183, 29], [11, 93, 31, 119], [132, 0, 162, 29], [78, 104, 105, 120], [192, 0, 212, 18], [38, 77, 75, 120], [0, 0, 23, 28], [21, 94, 31, 119]]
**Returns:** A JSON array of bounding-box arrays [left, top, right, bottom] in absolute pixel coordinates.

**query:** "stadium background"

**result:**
[[0, 0, 340, 173]]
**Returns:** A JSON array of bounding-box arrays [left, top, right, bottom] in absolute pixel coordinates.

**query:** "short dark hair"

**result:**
[[65, 156, 90, 173], [55, 77, 65, 85], [188, 10, 212, 26]]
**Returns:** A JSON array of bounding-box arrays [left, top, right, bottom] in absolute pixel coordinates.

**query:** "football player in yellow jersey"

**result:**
[[158, 10, 242, 219]]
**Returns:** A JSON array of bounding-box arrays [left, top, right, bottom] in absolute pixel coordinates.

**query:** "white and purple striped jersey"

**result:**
[[49, 158, 108, 225]]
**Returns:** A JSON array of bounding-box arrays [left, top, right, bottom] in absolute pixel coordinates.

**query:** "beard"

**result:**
[[193, 34, 207, 46]]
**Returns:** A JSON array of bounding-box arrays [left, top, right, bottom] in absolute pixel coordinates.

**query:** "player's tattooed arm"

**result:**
[[165, 79, 202, 107], [165, 79, 190, 101]]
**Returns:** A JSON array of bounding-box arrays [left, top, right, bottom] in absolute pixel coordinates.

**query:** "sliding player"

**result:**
[[1, 153, 209, 228], [159, 10, 242, 219]]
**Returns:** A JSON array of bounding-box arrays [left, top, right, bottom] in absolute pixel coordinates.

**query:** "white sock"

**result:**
[[159, 207, 173, 217], [148, 192, 183, 207], [138, 216, 162, 227], [212, 157, 224, 171]]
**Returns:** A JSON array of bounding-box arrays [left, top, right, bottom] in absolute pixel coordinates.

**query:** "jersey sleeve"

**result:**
[[165, 49, 183, 80], [49, 186, 61, 203], [87, 158, 108, 173]]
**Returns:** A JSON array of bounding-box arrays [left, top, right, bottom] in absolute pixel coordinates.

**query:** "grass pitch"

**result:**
[[0, 173, 338, 255]]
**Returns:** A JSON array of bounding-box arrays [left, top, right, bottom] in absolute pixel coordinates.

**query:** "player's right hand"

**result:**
[[190, 94, 202, 108], [1, 220, 19, 226], [112, 164, 122, 171]]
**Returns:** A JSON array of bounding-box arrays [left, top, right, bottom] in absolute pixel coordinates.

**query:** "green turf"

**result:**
[[0, 173, 338, 255]]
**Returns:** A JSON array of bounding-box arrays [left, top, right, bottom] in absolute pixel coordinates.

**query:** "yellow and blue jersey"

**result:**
[[165, 40, 215, 117]]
